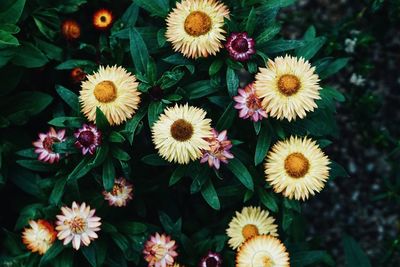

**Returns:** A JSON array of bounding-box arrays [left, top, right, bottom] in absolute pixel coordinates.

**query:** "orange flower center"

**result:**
[[184, 11, 212, 36], [111, 183, 124, 196], [278, 74, 301, 96], [263, 256, 274, 267], [67, 216, 87, 234], [284, 152, 310, 178], [94, 80, 117, 103], [170, 119, 194, 142], [242, 224, 259, 240]]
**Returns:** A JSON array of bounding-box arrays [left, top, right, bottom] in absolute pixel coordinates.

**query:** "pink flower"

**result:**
[[33, 127, 66, 164], [74, 124, 101, 155], [225, 32, 256, 62], [198, 251, 223, 267], [143, 233, 178, 267], [201, 129, 234, 170], [233, 83, 267, 122], [103, 177, 133, 207]]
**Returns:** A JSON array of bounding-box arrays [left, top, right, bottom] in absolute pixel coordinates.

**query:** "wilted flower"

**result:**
[[234, 83, 267, 122], [61, 19, 81, 40], [93, 8, 114, 30], [143, 233, 178, 267], [22, 220, 57, 255], [198, 251, 223, 267], [103, 177, 133, 207], [74, 124, 101, 155], [33, 127, 66, 164], [201, 129, 234, 169], [225, 32, 256, 62], [56, 202, 101, 250], [71, 68, 86, 83]]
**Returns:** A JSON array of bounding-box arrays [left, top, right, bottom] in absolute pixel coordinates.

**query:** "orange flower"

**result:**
[[22, 220, 57, 255], [93, 9, 113, 30], [61, 19, 81, 40], [71, 68, 86, 83]]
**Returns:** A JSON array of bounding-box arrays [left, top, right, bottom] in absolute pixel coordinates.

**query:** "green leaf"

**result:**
[[12, 42, 48, 68], [35, 38, 63, 61], [118, 222, 147, 235], [226, 158, 254, 191], [318, 58, 350, 79], [330, 161, 348, 179], [135, 0, 169, 17], [129, 27, 149, 74], [226, 67, 239, 97], [56, 59, 96, 70], [262, 0, 295, 8], [111, 147, 131, 161], [209, 59, 224, 76], [159, 68, 185, 89], [82, 245, 97, 267], [103, 157, 115, 191], [255, 122, 272, 165], [256, 23, 281, 45], [141, 154, 170, 166], [245, 7, 257, 35], [148, 101, 164, 127], [49, 178, 67, 205], [291, 250, 334, 267], [0, 30, 19, 48], [216, 103, 235, 131], [16, 160, 57, 172], [124, 106, 147, 144], [0, 0, 25, 24], [48, 117, 84, 128], [169, 165, 187, 186], [96, 108, 110, 130], [343, 235, 372, 267], [56, 85, 80, 112], [91, 144, 109, 167], [184, 80, 218, 100], [11, 169, 44, 197], [296, 36, 326, 60], [67, 156, 93, 181], [262, 40, 305, 54], [201, 179, 220, 210], [157, 28, 167, 47], [39, 241, 64, 267], [258, 188, 278, 212], [109, 131, 125, 143]]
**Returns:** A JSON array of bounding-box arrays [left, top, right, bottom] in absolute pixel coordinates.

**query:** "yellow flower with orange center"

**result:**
[[165, 0, 230, 59], [22, 219, 57, 255], [265, 136, 331, 201], [93, 8, 114, 30]]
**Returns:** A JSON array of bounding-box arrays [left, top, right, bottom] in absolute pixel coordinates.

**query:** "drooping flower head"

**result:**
[[143, 233, 178, 267], [225, 32, 256, 62], [74, 124, 102, 155], [166, 0, 230, 59], [255, 55, 321, 121], [103, 177, 133, 207], [56, 202, 101, 250], [93, 8, 114, 30], [226, 206, 278, 250], [71, 67, 86, 83], [33, 127, 66, 164], [200, 129, 234, 169], [22, 220, 57, 255], [198, 251, 223, 267], [152, 104, 212, 164], [234, 83, 268, 122], [236, 235, 290, 267], [265, 136, 330, 201], [79, 65, 141, 126], [61, 19, 81, 40]]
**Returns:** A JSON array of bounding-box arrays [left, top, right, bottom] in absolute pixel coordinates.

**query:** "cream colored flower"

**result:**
[[236, 235, 290, 267], [152, 104, 212, 164], [80, 65, 140, 125], [22, 220, 57, 255], [255, 55, 321, 121], [265, 136, 330, 201], [226, 206, 278, 250], [166, 0, 230, 59]]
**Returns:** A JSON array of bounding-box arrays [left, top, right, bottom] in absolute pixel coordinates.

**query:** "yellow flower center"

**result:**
[[151, 244, 167, 260], [263, 256, 274, 267], [284, 152, 310, 178], [184, 11, 212, 36], [278, 74, 301, 96], [170, 119, 194, 142], [94, 80, 117, 103], [242, 224, 259, 240], [67, 216, 87, 234]]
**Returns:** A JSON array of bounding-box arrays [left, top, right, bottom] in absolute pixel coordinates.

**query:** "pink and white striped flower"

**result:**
[[143, 233, 178, 267], [33, 127, 66, 163], [201, 129, 234, 170], [74, 124, 101, 155], [55, 202, 101, 250], [234, 83, 267, 122], [103, 177, 133, 207]]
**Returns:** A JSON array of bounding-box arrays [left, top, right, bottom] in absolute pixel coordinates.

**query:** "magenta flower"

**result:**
[[33, 127, 66, 164], [198, 251, 223, 267], [74, 124, 101, 155], [233, 83, 267, 122], [225, 32, 256, 62], [201, 129, 234, 170]]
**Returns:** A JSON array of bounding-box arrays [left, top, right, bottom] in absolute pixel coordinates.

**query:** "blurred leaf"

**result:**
[[216, 102, 235, 131], [124, 106, 147, 144], [296, 36, 326, 60], [169, 165, 187, 186], [12, 42, 48, 68], [184, 80, 218, 100], [135, 0, 169, 17], [16, 160, 57, 172], [318, 58, 350, 79], [343, 235, 372, 267], [48, 117, 84, 128], [96, 108, 110, 130], [67, 156, 94, 181], [0, 0, 25, 24], [258, 188, 278, 212], [226, 67, 239, 97], [201, 179, 220, 210], [49, 177, 66, 205], [291, 250, 334, 267], [255, 121, 272, 165], [262, 40, 305, 54], [103, 157, 115, 191], [226, 158, 254, 191], [245, 7, 257, 35], [209, 59, 223, 76], [56, 59, 96, 70], [82, 245, 97, 267], [141, 154, 170, 166], [262, 0, 295, 8], [55, 85, 80, 112], [256, 23, 281, 45], [39, 241, 64, 267], [129, 27, 149, 74], [148, 101, 164, 127], [118, 222, 147, 235]]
